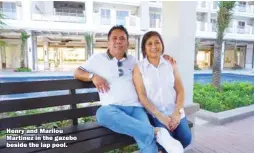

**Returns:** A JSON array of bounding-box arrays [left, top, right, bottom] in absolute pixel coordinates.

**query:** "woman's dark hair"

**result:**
[[141, 31, 164, 58]]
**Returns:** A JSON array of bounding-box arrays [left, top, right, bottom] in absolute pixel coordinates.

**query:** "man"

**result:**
[[74, 25, 183, 153]]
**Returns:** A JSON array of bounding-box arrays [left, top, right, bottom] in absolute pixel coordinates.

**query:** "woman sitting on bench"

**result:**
[[133, 31, 192, 153]]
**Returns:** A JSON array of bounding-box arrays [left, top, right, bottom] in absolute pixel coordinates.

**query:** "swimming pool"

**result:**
[[194, 73, 254, 84]]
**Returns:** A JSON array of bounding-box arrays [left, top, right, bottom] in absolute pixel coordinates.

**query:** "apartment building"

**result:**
[[0, 0, 254, 71]]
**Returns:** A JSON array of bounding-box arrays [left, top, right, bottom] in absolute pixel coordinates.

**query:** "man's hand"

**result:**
[[92, 74, 110, 93], [168, 111, 181, 131], [163, 54, 176, 65]]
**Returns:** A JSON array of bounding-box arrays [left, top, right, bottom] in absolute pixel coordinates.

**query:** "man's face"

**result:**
[[108, 29, 129, 56]]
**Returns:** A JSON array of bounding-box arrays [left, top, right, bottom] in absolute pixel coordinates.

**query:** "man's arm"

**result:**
[[74, 68, 92, 82], [74, 68, 110, 93]]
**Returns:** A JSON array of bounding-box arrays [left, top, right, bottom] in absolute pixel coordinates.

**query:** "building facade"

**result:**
[[0, 0, 254, 71]]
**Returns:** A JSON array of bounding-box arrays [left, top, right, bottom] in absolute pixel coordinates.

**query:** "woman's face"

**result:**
[[145, 35, 163, 59]]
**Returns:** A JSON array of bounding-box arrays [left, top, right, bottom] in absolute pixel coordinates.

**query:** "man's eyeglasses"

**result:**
[[117, 61, 124, 77]]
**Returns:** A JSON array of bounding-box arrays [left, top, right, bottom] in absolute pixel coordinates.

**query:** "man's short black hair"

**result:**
[[108, 25, 129, 40]]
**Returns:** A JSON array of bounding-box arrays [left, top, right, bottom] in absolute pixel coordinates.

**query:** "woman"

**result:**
[[133, 31, 191, 153]]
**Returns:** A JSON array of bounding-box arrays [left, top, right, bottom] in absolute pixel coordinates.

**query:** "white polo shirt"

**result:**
[[79, 52, 141, 107], [137, 56, 185, 118]]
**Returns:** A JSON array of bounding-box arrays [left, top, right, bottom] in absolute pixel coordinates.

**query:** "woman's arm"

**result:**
[[133, 64, 171, 129], [172, 64, 185, 111], [168, 63, 185, 131]]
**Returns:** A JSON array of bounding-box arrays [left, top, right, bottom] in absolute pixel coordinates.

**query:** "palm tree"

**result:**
[[194, 38, 200, 70], [212, 1, 235, 91], [0, 11, 6, 45], [20, 32, 30, 68], [84, 33, 93, 60]]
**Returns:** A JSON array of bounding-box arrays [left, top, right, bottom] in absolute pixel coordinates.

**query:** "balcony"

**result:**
[[196, 1, 208, 11], [0, 8, 17, 20], [196, 21, 207, 32], [32, 8, 86, 23], [233, 5, 254, 14], [93, 14, 140, 32]]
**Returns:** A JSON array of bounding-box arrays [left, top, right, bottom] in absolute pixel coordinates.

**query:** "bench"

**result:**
[[0, 79, 193, 153]]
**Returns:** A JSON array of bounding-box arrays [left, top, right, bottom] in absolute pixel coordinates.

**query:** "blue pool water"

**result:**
[[194, 73, 254, 84], [0, 73, 253, 100]]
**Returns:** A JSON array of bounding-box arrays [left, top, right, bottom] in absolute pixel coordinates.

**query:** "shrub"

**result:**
[[193, 82, 254, 112], [194, 64, 201, 70], [15, 67, 32, 72]]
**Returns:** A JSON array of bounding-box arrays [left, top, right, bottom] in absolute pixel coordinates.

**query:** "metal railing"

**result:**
[[32, 8, 86, 23]]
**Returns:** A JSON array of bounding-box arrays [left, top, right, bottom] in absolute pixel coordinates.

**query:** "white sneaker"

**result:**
[[156, 128, 184, 153]]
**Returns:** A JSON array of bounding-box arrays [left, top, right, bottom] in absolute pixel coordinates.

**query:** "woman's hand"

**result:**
[[168, 111, 181, 131], [163, 54, 176, 65], [158, 114, 172, 130]]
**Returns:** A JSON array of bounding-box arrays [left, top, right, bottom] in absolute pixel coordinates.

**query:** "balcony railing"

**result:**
[[93, 14, 140, 29], [234, 5, 254, 13], [0, 8, 17, 20], [32, 8, 86, 23], [197, 21, 254, 35], [197, 1, 208, 9]]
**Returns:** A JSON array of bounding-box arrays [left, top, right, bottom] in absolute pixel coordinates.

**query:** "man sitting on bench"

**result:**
[[74, 25, 183, 153]]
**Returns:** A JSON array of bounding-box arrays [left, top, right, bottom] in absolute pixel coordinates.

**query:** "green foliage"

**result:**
[[15, 67, 32, 72], [0, 11, 6, 28], [217, 1, 236, 34], [20, 32, 30, 42], [84, 33, 93, 59], [105, 144, 139, 153], [193, 82, 254, 112], [194, 64, 201, 70]]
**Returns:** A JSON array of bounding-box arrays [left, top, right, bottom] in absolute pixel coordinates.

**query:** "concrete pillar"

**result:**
[[26, 31, 37, 71], [16, 3, 22, 20], [221, 41, 225, 70], [140, 1, 149, 31], [43, 40, 49, 70], [135, 36, 141, 61], [245, 43, 254, 69], [207, 1, 212, 32], [85, 0, 93, 26], [162, 2, 198, 149], [21, 0, 32, 21], [162, 1, 196, 106]]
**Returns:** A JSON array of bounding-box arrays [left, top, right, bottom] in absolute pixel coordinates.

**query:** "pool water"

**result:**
[[194, 73, 254, 84]]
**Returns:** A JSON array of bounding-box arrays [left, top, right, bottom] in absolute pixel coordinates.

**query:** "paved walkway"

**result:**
[[187, 116, 254, 153]]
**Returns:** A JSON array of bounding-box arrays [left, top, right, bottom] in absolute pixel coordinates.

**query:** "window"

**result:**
[[211, 19, 217, 32], [116, 10, 128, 26], [213, 1, 218, 9], [238, 21, 245, 28], [100, 9, 111, 25], [0, 2, 16, 19], [239, 2, 246, 7], [201, 1, 206, 8], [150, 13, 161, 28], [238, 2, 247, 12]]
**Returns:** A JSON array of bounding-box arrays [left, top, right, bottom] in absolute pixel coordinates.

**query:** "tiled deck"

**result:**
[[187, 116, 254, 153]]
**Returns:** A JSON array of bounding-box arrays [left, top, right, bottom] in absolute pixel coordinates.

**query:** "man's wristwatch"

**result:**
[[88, 73, 94, 80]]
